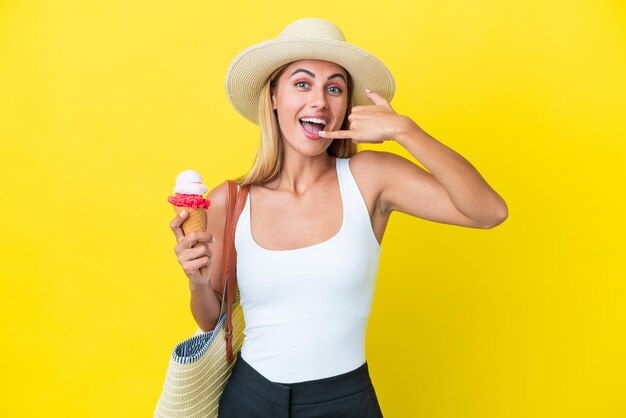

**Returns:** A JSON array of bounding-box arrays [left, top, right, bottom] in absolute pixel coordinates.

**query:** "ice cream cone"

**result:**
[[173, 206, 206, 234], [169, 169, 210, 235]]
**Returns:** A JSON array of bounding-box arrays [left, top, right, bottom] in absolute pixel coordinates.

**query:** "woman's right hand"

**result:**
[[170, 210, 214, 287]]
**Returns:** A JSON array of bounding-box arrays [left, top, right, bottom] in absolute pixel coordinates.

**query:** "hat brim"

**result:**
[[225, 38, 395, 125]]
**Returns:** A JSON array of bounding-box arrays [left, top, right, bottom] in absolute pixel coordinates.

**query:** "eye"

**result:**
[[295, 81, 310, 89], [328, 86, 343, 94]]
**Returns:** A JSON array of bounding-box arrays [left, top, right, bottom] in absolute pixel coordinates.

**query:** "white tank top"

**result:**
[[235, 157, 381, 383]]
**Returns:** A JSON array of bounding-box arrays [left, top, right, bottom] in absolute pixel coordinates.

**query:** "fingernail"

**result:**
[[319, 131, 325, 136], [365, 89, 372, 93], [179, 210, 187, 217]]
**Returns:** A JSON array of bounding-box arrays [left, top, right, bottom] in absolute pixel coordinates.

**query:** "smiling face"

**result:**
[[271, 59, 350, 158]]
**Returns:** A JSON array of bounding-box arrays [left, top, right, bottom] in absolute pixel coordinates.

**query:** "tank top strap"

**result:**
[[336, 157, 372, 230], [238, 188, 252, 244]]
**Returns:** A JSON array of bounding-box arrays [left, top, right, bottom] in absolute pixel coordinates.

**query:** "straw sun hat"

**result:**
[[225, 18, 396, 125]]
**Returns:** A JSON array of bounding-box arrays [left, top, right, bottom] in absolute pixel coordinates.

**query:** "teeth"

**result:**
[[300, 117, 327, 125]]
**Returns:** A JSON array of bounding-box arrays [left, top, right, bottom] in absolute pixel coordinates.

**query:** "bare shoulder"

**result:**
[[352, 148, 432, 179], [204, 181, 231, 295], [348, 150, 408, 241], [207, 181, 229, 207], [349, 150, 410, 194], [349, 150, 434, 215], [348, 150, 401, 216], [350, 149, 404, 171], [206, 181, 230, 238]]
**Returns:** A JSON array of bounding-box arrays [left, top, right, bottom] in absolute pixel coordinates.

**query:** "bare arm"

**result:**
[[388, 123, 507, 228], [321, 90, 508, 228], [169, 181, 230, 331]]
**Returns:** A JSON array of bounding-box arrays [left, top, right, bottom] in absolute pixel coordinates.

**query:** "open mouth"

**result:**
[[299, 117, 328, 137]]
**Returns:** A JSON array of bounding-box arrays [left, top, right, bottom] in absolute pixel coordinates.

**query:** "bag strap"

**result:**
[[220, 180, 248, 363], [218, 181, 238, 304]]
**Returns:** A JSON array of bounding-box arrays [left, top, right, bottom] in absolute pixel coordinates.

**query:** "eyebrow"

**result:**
[[289, 68, 347, 83]]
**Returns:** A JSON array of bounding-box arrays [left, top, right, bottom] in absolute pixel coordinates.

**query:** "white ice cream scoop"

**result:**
[[173, 169, 208, 195]]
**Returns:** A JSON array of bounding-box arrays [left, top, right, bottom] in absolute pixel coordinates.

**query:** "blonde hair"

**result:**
[[238, 63, 357, 187]]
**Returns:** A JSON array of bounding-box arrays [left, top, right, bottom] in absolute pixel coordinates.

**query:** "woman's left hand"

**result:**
[[319, 90, 419, 144]]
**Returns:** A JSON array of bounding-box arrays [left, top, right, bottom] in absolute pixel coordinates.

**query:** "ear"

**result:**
[[271, 92, 277, 110]]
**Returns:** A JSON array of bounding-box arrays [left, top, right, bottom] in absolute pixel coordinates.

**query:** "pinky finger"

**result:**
[[183, 257, 210, 275]]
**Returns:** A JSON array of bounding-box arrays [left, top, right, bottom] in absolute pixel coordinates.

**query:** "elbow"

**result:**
[[197, 317, 219, 333], [481, 201, 508, 229]]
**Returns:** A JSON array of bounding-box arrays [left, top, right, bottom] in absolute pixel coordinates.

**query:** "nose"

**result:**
[[310, 86, 328, 109]]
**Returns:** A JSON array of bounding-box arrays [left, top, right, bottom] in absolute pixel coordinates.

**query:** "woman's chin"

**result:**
[[284, 139, 332, 158]]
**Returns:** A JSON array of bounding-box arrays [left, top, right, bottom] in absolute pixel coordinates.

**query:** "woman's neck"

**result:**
[[270, 152, 335, 195]]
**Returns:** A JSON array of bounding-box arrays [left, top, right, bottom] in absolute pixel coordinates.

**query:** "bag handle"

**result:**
[[219, 180, 248, 363]]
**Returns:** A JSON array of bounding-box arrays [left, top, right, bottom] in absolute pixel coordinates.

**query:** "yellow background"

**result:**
[[1, 0, 625, 417]]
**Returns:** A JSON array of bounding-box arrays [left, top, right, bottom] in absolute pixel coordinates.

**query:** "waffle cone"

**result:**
[[173, 206, 206, 234]]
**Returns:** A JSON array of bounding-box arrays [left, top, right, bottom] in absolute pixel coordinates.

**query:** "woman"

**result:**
[[170, 18, 508, 417]]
